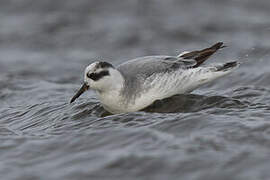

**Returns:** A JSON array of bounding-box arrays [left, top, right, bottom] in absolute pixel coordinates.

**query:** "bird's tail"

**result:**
[[201, 61, 239, 83], [214, 61, 239, 72], [180, 61, 239, 93]]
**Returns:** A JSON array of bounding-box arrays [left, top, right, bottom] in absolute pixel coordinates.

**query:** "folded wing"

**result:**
[[178, 42, 226, 68]]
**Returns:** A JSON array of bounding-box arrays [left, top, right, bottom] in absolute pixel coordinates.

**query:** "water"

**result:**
[[1, 0, 270, 179]]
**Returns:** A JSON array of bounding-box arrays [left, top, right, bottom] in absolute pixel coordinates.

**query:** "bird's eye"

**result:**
[[87, 71, 109, 81], [87, 72, 93, 79]]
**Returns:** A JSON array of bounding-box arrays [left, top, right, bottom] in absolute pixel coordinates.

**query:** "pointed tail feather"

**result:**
[[215, 61, 239, 71], [178, 42, 226, 68]]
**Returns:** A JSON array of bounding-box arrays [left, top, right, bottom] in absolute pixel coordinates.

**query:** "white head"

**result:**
[[70, 61, 124, 103]]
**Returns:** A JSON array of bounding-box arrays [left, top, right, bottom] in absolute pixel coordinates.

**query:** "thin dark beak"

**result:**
[[70, 83, 89, 103]]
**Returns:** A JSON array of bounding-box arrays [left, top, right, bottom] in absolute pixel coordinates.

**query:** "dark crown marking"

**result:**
[[87, 70, 110, 81], [97, 62, 113, 69]]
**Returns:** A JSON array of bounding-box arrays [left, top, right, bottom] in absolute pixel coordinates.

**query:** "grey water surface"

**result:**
[[1, 0, 270, 179]]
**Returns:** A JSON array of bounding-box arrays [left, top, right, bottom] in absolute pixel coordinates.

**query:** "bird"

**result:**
[[70, 42, 239, 114]]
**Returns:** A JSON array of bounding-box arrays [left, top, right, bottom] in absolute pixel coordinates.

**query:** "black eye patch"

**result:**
[[87, 71, 110, 81]]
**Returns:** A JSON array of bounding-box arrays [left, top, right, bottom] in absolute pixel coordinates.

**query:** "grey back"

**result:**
[[117, 56, 196, 101]]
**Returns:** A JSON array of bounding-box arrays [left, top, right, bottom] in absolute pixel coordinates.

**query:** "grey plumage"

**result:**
[[116, 42, 226, 102], [70, 42, 238, 114], [117, 56, 196, 101]]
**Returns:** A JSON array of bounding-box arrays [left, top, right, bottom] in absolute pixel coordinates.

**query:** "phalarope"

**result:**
[[70, 42, 239, 114]]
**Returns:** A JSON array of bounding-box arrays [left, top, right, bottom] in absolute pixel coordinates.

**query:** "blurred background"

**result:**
[[1, 0, 270, 180]]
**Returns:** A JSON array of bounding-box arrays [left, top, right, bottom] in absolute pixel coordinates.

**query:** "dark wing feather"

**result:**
[[178, 42, 226, 68]]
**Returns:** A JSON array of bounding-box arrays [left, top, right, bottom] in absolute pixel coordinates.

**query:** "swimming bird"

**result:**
[[70, 42, 239, 114]]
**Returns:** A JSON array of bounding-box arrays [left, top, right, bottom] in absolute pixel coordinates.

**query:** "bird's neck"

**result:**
[[96, 71, 126, 113], [100, 69, 125, 93]]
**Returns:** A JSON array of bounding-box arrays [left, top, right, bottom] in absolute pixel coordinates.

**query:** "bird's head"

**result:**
[[70, 61, 124, 103]]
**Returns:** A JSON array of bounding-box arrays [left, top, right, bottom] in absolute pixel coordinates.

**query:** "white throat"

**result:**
[[95, 69, 126, 113]]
